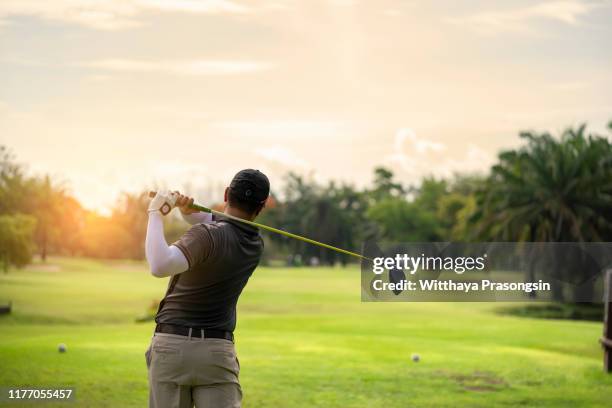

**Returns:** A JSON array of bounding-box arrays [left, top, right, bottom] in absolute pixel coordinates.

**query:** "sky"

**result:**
[[1, 0, 611, 212]]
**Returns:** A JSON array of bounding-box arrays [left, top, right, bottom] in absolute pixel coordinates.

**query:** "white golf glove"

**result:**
[[148, 190, 178, 216]]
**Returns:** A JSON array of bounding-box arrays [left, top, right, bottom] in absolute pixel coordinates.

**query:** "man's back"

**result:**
[[145, 169, 270, 408], [156, 218, 264, 332]]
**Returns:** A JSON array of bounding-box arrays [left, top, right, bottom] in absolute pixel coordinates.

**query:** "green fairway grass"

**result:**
[[0, 257, 610, 407]]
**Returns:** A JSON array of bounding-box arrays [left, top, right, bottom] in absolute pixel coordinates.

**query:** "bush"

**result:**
[[0, 214, 36, 271]]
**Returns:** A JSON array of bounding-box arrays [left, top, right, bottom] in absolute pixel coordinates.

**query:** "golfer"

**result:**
[[144, 169, 270, 408]]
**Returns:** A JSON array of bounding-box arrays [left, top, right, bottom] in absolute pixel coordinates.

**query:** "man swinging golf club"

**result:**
[[144, 169, 270, 408]]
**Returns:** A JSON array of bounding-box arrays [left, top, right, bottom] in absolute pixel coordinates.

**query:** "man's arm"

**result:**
[[145, 193, 189, 278]]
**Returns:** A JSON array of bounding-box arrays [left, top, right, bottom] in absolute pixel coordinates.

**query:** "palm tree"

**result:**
[[472, 124, 612, 301]]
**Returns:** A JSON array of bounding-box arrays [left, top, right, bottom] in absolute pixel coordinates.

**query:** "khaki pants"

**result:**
[[146, 333, 241, 408]]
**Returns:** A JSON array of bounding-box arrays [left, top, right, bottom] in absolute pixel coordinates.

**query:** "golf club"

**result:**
[[148, 191, 369, 261]]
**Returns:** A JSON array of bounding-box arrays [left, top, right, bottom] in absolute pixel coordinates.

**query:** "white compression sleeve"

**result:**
[[145, 211, 189, 277], [181, 211, 213, 225]]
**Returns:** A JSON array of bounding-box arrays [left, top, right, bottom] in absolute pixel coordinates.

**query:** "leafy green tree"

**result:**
[[369, 167, 405, 202], [0, 146, 32, 214], [30, 176, 66, 261], [56, 195, 86, 256], [1, 146, 83, 260], [473, 124, 612, 301], [437, 193, 470, 238], [301, 182, 370, 265], [0, 214, 36, 271], [110, 192, 150, 259], [80, 212, 133, 259], [412, 177, 447, 213], [261, 174, 370, 265], [367, 174, 451, 242], [437, 174, 483, 241], [367, 198, 440, 242]]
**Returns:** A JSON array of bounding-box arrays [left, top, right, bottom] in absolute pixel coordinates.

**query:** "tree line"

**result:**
[[0, 146, 190, 269], [2, 122, 612, 300]]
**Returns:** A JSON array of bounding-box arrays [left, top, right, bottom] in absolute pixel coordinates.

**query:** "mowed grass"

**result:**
[[0, 258, 610, 407]]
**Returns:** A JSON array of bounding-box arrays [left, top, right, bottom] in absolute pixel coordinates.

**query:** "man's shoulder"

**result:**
[[191, 220, 236, 239], [189, 220, 225, 236], [210, 219, 263, 245]]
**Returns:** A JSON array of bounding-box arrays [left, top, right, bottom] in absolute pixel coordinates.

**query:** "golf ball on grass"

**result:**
[[58, 343, 67, 353], [411, 353, 420, 362]]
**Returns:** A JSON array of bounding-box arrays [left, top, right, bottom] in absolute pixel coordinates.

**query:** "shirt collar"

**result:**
[[215, 215, 260, 235]]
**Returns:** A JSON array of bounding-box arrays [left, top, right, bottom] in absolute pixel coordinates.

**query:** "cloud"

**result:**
[[386, 128, 494, 179], [386, 128, 444, 172], [457, 144, 496, 173], [394, 128, 445, 155], [0, 0, 249, 31], [446, 0, 597, 35], [78, 58, 273, 75]]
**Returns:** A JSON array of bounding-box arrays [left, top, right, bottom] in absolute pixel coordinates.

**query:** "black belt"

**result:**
[[155, 323, 234, 342]]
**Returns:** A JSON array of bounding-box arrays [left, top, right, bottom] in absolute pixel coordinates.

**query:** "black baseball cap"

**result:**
[[229, 169, 270, 204]]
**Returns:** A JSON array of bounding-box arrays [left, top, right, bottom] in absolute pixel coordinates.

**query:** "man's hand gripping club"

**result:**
[[148, 190, 200, 217]]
